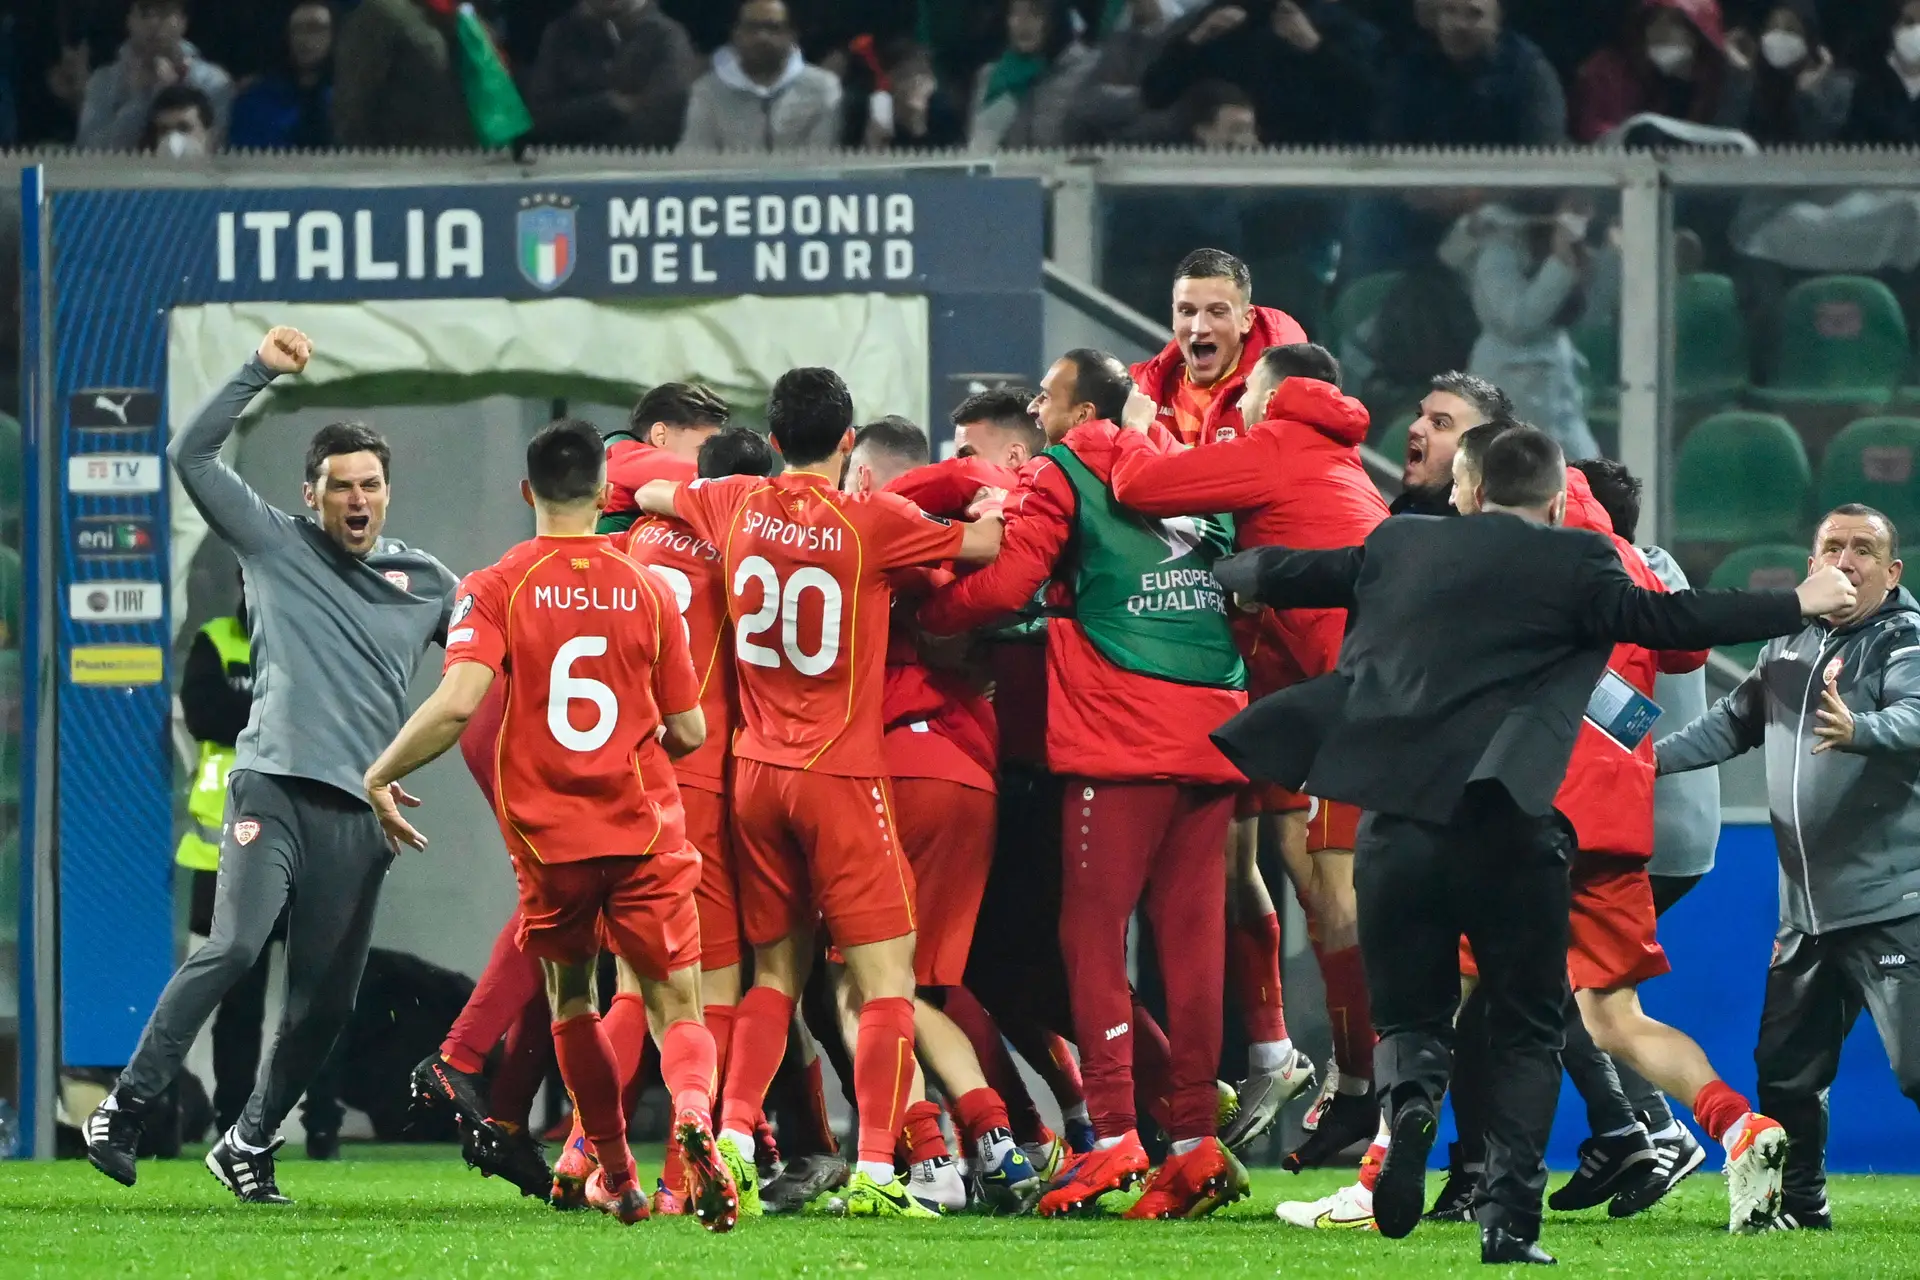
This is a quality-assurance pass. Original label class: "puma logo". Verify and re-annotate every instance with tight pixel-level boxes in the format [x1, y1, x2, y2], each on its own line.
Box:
[93, 394, 132, 424]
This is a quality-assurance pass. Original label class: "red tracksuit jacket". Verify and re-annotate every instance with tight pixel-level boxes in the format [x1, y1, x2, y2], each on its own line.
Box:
[1129, 305, 1310, 446]
[1107, 377, 1390, 697]
[919, 424, 1246, 785]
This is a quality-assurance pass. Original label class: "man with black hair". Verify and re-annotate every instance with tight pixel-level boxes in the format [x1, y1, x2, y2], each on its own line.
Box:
[1393, 371, 1513, 516]
[364, 417, 737, 1232]
[1213, 425, 1848, 1260]
[601, 381, 733, 533]
[1106, 341, 1386, 1162]
[1129, 249, 1309, 448]
[923, 348, 1253, 1220]
[845, 415, 931, 496]
[635, 366, 1003, 1217]
[88, 328, 458, 1203]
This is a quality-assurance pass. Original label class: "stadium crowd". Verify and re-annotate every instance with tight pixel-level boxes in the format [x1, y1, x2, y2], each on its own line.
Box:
[11, 0, 1920, 153]
[76, 242, 1920, 1267]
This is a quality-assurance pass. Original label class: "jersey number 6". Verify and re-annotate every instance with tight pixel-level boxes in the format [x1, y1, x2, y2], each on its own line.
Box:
[733, 554, 842, 676]
[549, 635, 617, 752]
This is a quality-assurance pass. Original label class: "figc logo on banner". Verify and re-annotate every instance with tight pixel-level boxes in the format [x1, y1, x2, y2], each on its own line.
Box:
[517, 194, 576, 292]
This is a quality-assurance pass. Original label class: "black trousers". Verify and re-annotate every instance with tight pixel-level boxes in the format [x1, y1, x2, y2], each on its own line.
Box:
[1356, 787, 1573, 1238]
[124, 772, 389, 1145]
[1756, 912, 1920, 1213]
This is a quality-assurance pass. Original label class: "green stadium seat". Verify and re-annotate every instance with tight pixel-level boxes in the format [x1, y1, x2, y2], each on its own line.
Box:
[1674, 411, 1811, 545]
[1330, 271, 1404, 352]
[1674, 272, 1749, 406]
[1816, 416, 1920, 534]
[1708, 543, 1810, 668]
[1751, 275, 1910, 408]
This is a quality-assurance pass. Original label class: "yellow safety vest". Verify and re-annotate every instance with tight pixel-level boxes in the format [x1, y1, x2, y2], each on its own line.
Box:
[174, 616, 251, 871]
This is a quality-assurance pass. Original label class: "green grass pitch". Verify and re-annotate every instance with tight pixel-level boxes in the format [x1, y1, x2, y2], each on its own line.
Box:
[3, 1145, 1914, 1277]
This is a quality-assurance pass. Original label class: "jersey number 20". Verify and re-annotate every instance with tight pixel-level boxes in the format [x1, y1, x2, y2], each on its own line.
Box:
[733, 554, 842, 676]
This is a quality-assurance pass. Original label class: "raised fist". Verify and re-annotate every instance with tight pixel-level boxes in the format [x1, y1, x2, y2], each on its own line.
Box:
[257, 326, 312, 375]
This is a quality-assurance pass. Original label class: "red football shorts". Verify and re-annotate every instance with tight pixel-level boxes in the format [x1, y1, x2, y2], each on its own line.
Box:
[1566, 850, 1669, 991]
[1304, 797, 1361, 853]
[893, 777, 996, 988]
[1235, 782, 1313, 821]
[732, 759, 916, 950]
[512, 847, 701, 976]
[1458, 850, 1668, 989]
[683, 782, 741, 971]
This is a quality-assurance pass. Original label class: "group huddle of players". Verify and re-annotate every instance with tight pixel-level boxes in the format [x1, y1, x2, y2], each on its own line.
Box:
[382, 245, 1721, 1237]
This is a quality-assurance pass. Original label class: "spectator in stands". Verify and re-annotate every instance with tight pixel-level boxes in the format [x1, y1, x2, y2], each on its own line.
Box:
[1141, 0, 1382, 145]
[1442, 193, 1603, 460]
[1841, 0, 1920, 145]
[333, 0, 475, 148]
[1065, 0, 1186, 143]
[1184, 79, 1259, 147]
[78, 0, 232, 151]
[1736, 0, 1852, 143]
[526, 0, 698, 148]
[969, 0, 1098, 151]
[854, 39, 967, 149]
[1376, 0, 1566, 144]
[679, 0, 842, 151]
[1572, 0, 1753, 142]
[228, 1, 335, 150]
[141, 82, 214, 157]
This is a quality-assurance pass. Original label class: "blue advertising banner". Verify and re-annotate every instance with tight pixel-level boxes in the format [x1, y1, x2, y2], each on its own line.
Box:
[37, 171, 1044, 1068]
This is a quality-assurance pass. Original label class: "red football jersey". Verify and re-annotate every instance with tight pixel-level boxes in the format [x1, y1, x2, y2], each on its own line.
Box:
[672, 470, 965, 776]
[446, 534, 701, 863]
[620, 513, 734, 792]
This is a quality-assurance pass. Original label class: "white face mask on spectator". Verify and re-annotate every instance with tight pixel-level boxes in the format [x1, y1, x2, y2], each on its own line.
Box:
[1897, 24, 1920, 67]
[162, 130, 206, 159]
[1760, 30, 1808, 70]
[1647, 40, 1694, 76]
[1557, 212, 1591, 241]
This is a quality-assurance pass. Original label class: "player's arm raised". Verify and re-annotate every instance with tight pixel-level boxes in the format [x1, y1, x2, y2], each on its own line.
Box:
[167, 327, 313, 557]
[363, 661, 496, 853]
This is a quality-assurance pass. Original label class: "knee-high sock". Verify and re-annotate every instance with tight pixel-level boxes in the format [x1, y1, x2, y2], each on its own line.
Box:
[1692, 1079, 1754, 1143]
[705, 1003, 737, 1084]
[488, 993, 554, 1128]
[441, 914, 543, 1075]
[552, 1013, 634, 1190]
[944, 987, 1045, 1144]
[952, 1087, 1012, 1153]
[854, 995, 918, 1166]
[1313, 938, 1375, 1083]
[719, 986, 794, 1138]
[660, 1017, 718, 1118]
[902, 1098, 950, 1164]
[1227, 911, 1289, 1044]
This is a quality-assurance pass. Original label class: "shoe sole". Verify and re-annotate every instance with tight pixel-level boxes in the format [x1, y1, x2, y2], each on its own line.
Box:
[1731, 1128, 1791, 1234]
[409, 1063, 490, 1134]
[86, 1147, 137, 1188]
[676, 1121, 740, 1234]
[1373, 1107, 1437, 1240]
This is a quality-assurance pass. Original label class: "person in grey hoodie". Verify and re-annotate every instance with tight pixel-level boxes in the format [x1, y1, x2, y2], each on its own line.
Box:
[1658, 502, 1920, 1231]
[678, 0, 841, 152]
[77, 0, 233, 151]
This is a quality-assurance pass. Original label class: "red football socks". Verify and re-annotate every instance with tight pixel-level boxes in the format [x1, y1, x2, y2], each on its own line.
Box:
[1691, 1079, 1752, 1143]
[440, 914, 543, 1075]
[902, 1099, 950, 1164]
[1314, 941, 1375, 1083]
[1358, 1135, 1388, 1191]
[704, 1003, 736, 1083]
[952, 1087, 1012, 1151]
[1228, 911, 1289, 1044]
[943, 989, 1046, 1144]
[552, 1012, 634, 1191]
[660, 1017, 719, 1119]
[719, 986, 794, 1136]
[488, 994, 554, 1128]
[854, 996, 918, 1166]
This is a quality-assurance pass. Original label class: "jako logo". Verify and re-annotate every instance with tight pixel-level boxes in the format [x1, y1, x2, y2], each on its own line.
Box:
[1104, 1022, 1129, 1041]
[1880, 954, 1909, 967]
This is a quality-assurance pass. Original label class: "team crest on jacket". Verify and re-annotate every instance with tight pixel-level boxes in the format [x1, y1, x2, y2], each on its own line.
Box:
[1824, 655, 1843, 685]
[1214, 426, 1237, 443]
[233, 820, 260, 846]
[383, 570, 411, 591]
